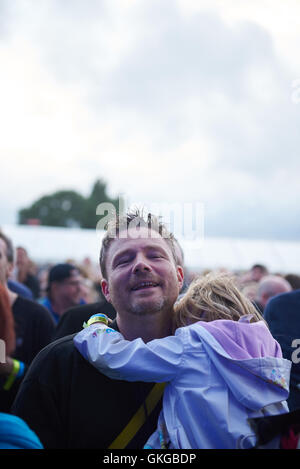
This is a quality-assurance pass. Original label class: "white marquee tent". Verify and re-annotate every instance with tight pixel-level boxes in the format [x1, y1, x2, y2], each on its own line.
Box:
[2, 224, 300, 274]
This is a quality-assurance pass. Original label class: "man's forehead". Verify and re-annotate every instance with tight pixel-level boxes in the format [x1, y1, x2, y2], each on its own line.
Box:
[107, 227, 172, 257]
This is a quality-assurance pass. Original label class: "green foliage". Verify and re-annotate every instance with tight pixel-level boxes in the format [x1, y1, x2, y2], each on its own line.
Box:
[81, 179, 119, 229]
[18, 179, 121, 229]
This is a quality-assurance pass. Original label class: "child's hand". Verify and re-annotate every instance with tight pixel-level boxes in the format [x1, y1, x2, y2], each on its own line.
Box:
[83, 314, 111, 328]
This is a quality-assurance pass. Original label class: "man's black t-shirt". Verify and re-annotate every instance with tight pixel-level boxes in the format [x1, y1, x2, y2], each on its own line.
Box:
[12, 296, 55, 365]
[12, 320, 162, 449]
[24, 273, 40, 299]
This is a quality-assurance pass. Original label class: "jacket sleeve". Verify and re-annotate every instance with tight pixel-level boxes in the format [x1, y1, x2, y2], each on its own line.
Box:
[74, 324, 186, 382]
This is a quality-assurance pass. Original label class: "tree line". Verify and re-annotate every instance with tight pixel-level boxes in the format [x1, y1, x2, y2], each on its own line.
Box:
[18, 179, 121, 229]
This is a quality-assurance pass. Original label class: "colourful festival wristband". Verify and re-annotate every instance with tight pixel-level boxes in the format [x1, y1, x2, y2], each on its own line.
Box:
[16, 361, 25, 379]
[85, 314, 109, 327]
[3, 359, 21, 391]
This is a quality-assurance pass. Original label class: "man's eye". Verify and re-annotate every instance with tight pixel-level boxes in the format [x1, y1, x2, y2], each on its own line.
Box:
[117, 259, 130, 265]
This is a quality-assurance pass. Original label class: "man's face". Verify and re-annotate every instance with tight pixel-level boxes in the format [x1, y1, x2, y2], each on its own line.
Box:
[251, 267, 265, 282]
[101, 227, 184, 318]
[16, 248, 28, 267]
[0, 239, 12, 285]
[52, 270, 82, 306]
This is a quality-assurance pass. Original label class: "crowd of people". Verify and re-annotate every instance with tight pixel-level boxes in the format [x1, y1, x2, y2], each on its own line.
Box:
[0, 212, 299, 449]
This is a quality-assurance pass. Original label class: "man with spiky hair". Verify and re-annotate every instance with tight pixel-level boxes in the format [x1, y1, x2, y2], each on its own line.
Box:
[12, 210, 184, 448]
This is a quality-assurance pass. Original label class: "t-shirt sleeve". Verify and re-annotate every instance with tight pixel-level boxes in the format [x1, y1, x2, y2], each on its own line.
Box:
[74, 324, 186, 383]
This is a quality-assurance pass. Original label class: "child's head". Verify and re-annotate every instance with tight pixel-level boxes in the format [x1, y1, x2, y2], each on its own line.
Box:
[174, 272, 264, 328]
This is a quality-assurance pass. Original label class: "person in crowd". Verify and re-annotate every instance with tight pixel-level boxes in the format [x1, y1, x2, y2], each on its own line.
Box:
[12, 211, 184, 448]
[16, 247, 40, 299]
[241, 281, 259, 303]
[284, 274, 300, 291]
[0, 284, 15, 363]
[37, 267, 50, 299]
[0, 232, 55, 412]
[75, 272, 291, 449]
[255, 275, 292, 312]
[250, 264, 269, 282]
[7, 279, 33, 300]
[39, 263, 85, 324]
[264, 290, 300, 411]
[240, 281, 263, 314]
[0, 412, 43, 449]
[76, 262, 103, 304]
[80, 256, 99, 284]
[239, 264, 269, 287]
[52, 269, 116, 341]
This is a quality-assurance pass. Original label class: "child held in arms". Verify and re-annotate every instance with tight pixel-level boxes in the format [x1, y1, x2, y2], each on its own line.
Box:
[74, 272, 291, 449]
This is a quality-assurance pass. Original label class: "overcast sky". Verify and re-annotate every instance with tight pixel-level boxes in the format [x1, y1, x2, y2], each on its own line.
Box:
[1, 0, 300, 241]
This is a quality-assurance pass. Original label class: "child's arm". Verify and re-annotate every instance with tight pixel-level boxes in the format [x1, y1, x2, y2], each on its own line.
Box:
[74, 322, 186, 383]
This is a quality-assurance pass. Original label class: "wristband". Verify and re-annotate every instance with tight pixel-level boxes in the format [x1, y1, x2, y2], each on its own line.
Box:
[16, 361, 25, 379]
[3, 359, 20, 391]
[86, 313, 109, 327]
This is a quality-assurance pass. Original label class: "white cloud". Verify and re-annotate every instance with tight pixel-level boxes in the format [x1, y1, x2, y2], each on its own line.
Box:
[0, 0, 300, 241]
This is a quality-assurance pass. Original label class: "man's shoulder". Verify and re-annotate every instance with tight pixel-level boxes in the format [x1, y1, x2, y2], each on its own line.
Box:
[267, 290, 300, 309]
[63, 301, 116, 318]
[14, 295, 47, 310]
[13, 295, 54, 317]
[22, 334, 81, 383]
[35, 333, 77, 359]
[13, 295, 55, 325]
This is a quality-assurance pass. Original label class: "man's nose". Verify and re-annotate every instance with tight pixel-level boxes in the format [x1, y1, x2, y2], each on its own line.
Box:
[132, 254, 152, 274]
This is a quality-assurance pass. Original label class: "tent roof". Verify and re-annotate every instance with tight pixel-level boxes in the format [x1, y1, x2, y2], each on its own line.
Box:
[2, 224, 299, 274]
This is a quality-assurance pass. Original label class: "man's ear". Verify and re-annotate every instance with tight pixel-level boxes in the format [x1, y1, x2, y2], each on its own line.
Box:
[101, 278, 111, 303]
[176, 266, 184, 291]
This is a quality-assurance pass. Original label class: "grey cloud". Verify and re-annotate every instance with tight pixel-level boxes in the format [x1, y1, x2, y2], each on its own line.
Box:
[205, 198, 300, 241]
[51, 0, 106, 21]
[207, 97, 300, 178]
[3, 0, 299, 241]
[23, 0, 278, 113]
[93, 4, 300, 181]
[9, 0, 109, 84]
[99, 8, 275, 109]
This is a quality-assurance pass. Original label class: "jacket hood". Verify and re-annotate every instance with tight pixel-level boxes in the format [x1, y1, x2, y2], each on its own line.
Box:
[193, 318, 291, 410]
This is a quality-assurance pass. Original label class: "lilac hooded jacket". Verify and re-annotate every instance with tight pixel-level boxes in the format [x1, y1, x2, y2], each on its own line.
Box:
[74, 317, 291, 449]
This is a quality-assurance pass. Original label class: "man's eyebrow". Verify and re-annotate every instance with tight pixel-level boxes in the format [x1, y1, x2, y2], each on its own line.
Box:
[112, 249, 135, 264]
[145, 245, 168, 254]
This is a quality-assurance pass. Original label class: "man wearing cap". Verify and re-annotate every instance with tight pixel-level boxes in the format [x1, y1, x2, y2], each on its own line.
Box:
[40, 263, 84, 324]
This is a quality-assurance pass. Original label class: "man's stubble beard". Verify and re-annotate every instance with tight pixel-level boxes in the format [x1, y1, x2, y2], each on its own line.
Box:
[130, 296, 167, 316]
[112, 291, 173, 317]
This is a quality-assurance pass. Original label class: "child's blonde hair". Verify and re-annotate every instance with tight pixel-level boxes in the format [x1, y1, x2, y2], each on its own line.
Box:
[174, 272, 264, 328]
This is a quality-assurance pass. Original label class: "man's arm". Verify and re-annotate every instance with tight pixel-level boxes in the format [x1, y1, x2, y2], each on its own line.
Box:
[74, 324, 187, 383]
